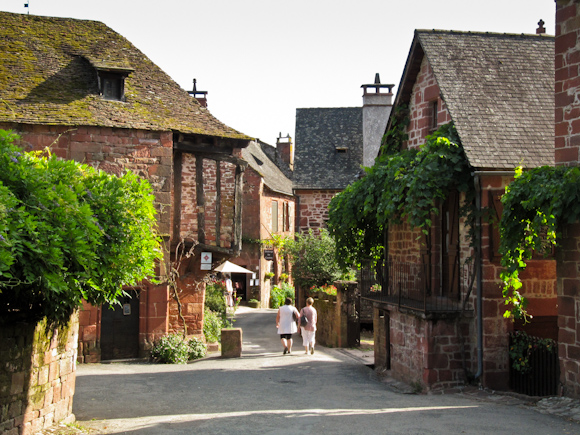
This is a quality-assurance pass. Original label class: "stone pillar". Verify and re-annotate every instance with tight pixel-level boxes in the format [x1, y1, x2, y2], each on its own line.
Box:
[556, 222, 580, 398]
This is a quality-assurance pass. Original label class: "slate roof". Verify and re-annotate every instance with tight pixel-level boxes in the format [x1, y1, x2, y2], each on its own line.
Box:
[293, 107, 363, 189]
[394, 30, 554, 169]
[0, 12, 250, 140]
[242, 140, 293, 196]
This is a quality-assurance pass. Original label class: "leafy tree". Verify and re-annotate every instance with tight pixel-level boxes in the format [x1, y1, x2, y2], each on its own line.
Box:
[285, 229, 342, 289]
[0, 130, 162, 324]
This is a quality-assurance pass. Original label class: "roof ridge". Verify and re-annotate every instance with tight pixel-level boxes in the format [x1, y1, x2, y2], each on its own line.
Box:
[415, 28, 554, 39]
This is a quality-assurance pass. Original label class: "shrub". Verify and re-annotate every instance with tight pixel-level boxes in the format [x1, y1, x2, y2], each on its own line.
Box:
[203, 307, 224, 343]
[270, 282, 295, 309]
[205, 282, 227, 314]
[150, 333, 208, 363]
[188, 337, 207, 360]
[150, 334, 189, 364]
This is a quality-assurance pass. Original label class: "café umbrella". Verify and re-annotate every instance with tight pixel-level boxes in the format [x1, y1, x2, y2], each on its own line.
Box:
[213, 261, 254, 274]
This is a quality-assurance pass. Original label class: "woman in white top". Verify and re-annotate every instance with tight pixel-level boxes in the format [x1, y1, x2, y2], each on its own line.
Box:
[276, 297, 300, 354]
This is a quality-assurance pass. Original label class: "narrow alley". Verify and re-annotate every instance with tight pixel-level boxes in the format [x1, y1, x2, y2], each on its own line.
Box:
[71, 307, 578, 434]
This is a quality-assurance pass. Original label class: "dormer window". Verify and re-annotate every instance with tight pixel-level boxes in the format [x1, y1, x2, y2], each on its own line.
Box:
[92, 62, 134, 102]
[336, 147, 349, 154]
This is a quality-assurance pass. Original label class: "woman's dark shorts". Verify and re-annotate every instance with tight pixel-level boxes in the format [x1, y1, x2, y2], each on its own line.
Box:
[280, 334, 292, 339]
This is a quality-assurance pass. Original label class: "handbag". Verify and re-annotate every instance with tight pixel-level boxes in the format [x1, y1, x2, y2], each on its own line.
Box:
[300, 314, 309, 327]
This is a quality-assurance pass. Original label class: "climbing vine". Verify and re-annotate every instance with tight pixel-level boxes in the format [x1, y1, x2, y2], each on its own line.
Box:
[499, 165, 580, 320]
[328, 122, 475, 269]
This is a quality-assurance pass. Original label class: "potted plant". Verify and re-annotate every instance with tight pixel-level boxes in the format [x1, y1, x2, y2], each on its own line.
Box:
[247, 298, 260, 308]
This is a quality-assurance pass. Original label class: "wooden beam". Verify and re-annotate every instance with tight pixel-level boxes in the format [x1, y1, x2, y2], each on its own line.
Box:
[215, 160, 221, 248]
[196, 156, 205, 244]
[172, 151, 183, 242]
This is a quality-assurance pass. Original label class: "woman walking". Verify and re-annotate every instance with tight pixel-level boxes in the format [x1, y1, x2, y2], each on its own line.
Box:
[299, 297, 317, 355]
[276, 297, 300, 354]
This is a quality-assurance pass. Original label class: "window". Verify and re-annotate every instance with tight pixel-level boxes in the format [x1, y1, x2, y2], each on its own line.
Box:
[282, 202, 290, 231]
[93, 63, 134, 102]
[272, 201, 278, 233]
[431, 100, 438, 130]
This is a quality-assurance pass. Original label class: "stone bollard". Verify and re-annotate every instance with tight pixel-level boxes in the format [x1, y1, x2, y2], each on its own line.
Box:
[221, 328, 242, 357]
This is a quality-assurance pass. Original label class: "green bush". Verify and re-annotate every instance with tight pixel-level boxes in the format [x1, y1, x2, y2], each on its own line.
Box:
[150, 334, 189, 364]
[270, 282, 295, 309]
[0, 130, 162, 324]
[203, 307, 224, 343]
[150, 333, 207, 363]
[205, 282, 227, 314]
[188, 337, 207, 360]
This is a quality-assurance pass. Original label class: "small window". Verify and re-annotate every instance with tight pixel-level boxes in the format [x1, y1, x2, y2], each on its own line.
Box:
[272, 200, 278, 233]
[101, 75, 123, 100]
[431, 100, 438, 130]
[336, 147, 349, 154]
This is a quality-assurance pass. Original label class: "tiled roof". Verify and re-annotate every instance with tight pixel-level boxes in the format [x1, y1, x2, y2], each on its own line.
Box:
[396, 30, 554, 169]
[242, 140, 293, 196]
[293, 107, 363, 189]
[0, 12, 250, 140]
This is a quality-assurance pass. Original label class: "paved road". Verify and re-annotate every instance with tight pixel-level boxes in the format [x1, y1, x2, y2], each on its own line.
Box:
[73, 307, 578, 434]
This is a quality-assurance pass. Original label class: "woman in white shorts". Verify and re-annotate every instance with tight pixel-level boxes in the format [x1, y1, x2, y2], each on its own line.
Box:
[299, 297, 317, 355]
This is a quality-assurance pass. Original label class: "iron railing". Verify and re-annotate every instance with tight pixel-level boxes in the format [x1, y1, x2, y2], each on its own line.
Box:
[359, 261, 473, 314]
[509, 334, 559, 396]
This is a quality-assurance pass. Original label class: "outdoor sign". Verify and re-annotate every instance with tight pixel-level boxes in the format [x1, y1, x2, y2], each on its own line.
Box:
[201, 252, 212, 270]
[264, 249, 274, 261]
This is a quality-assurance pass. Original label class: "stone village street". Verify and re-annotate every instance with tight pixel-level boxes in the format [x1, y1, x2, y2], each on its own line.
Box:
[69, 307, 580, 435]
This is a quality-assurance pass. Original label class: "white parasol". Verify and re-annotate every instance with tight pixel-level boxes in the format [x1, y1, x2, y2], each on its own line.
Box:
[213, 261, 254, 274]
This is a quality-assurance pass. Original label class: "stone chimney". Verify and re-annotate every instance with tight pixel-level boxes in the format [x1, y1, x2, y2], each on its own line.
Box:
[536, 19, 546, 35]
[276, 133, 294, 170]
[361, 73, 394, 167]
[188, 78, 208, 107]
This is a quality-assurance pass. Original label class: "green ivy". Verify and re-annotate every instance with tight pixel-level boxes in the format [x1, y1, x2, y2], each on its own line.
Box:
[499, 165, 580, 320]
[328, 122, 475, 269]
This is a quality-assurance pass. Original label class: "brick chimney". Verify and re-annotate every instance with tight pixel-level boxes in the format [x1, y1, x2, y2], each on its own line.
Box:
[188, 78, 208, 107]
[276, 133, 294, 170]
[536, 19, 546, 35]
[361, 73, 394, 167]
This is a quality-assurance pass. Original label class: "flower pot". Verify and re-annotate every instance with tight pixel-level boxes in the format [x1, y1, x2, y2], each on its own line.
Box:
[247, 300, 260, 308]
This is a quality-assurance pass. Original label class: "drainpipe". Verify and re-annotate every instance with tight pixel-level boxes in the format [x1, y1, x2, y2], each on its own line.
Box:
[473, 170, 515, 382]
[474, 173, 483, 381]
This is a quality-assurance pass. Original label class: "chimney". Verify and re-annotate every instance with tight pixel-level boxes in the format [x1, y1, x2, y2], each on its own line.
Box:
[276, 133, 294, 170]
[188, 78, 208, 107]
[536, 19, 546, 35]
[361, 73, 394, 167]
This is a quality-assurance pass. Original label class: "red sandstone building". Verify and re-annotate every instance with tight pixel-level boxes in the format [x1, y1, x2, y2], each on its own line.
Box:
[234, 138, 295, 306]
[365, 29, 555, 391]
[0, 12, 251, 362]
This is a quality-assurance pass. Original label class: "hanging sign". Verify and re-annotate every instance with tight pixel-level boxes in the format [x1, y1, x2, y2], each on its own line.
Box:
[264, 249, 274, 261]
[201, 252, 212, 270]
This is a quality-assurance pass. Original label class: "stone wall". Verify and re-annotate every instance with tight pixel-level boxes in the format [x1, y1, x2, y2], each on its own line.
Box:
[295, 189, 339, 234]
[555, 0, 580, 165]
[556, 222, 580, 398]
[405, 57, 452, 150]
[0, 315, 78, 435]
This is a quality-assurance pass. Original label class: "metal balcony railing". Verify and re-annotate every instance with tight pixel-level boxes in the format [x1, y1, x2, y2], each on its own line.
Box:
[359, 261, 473, 315]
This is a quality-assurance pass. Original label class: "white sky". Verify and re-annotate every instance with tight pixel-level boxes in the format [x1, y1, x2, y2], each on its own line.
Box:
[1, 0, 555, 145]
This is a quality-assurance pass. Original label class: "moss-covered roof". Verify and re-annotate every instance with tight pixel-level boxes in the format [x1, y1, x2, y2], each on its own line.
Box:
[0, 12, 250, 140]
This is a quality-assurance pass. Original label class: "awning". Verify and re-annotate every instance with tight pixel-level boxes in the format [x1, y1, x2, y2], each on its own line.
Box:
[213, 261, 254, 274]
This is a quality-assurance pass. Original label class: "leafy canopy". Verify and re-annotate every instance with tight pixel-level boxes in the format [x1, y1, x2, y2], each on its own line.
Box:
[499, 165, 580, 320]
[327, 122, 474, 269]
[0, 130, 162, 324]
[284, 229, 343, 289]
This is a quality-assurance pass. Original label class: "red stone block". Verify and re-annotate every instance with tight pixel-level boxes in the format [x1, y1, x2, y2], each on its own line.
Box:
[82, 325, 96, 342]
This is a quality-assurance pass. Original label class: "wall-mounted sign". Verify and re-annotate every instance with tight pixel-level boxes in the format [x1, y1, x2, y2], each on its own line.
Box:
[201, 252, 212, 270]
[264, 249, 274, 261]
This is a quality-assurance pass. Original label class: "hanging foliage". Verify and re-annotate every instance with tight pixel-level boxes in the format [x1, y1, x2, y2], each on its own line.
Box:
[499, 165, 580, 320]
[328, 122, 475, 269]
